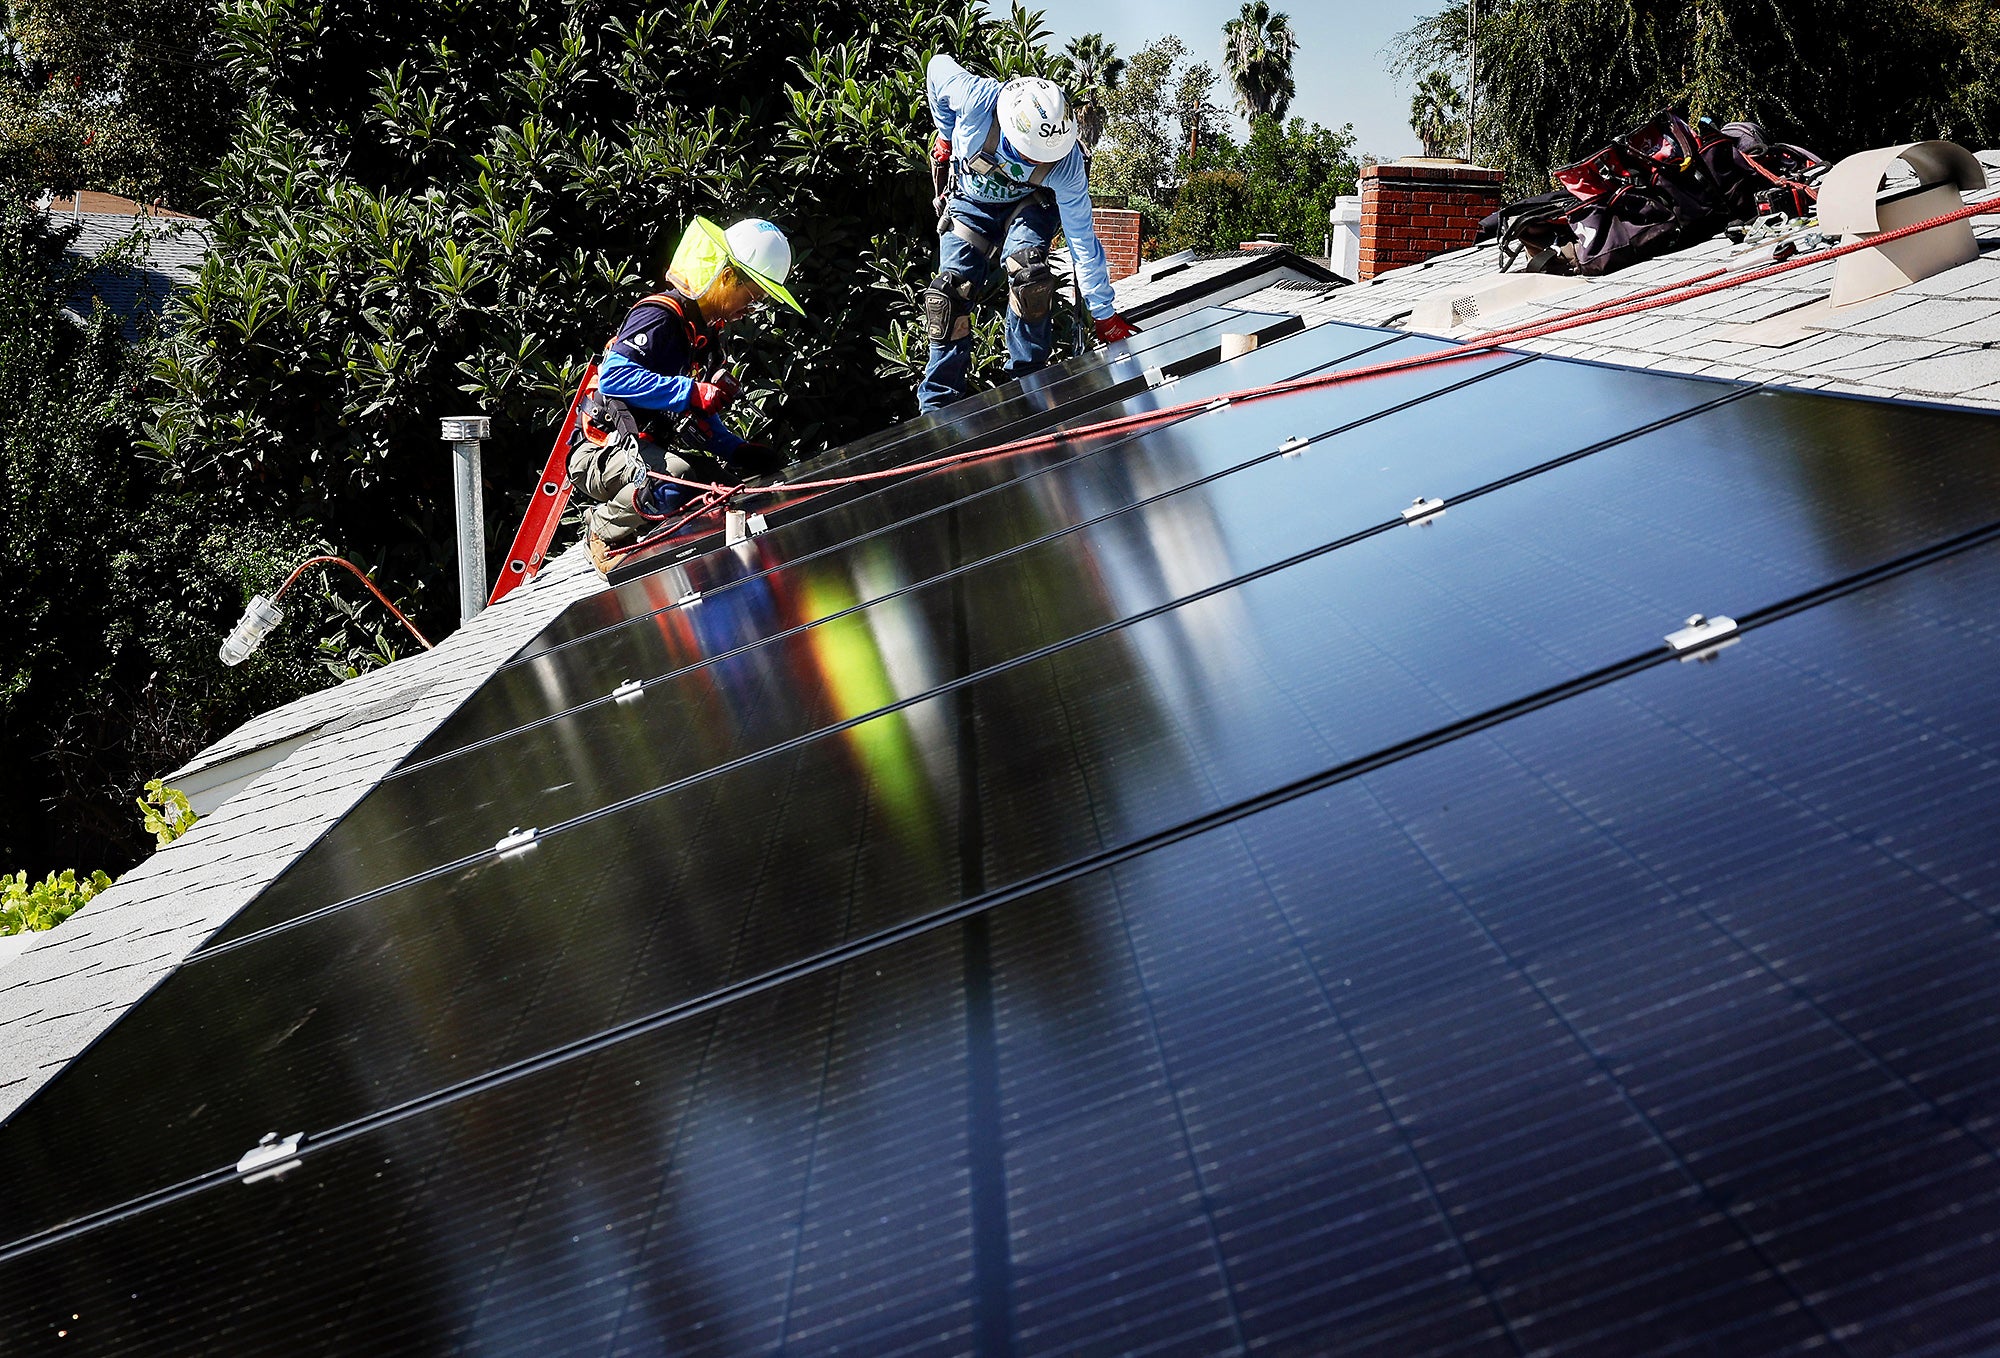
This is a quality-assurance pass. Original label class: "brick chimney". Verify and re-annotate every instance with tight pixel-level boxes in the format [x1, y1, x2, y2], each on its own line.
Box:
[1092, 206, 1142, 282]
[1358, 161, 1505, 281]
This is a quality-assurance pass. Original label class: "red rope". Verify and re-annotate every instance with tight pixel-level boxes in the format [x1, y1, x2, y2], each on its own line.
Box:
[609, 196, 1994, 553]
[271, 555, 435, 650]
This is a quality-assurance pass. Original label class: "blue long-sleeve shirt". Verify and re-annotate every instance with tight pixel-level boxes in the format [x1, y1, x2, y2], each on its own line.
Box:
[599, 297, 744, 456]
[926, 54, 1117, 319]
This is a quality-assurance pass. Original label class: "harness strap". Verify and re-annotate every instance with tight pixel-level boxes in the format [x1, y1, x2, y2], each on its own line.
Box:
[962, 120, 1054, 188]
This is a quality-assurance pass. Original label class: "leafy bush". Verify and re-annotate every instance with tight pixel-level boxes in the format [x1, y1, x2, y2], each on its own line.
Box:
[0, 196, 334, 877]
[1164, 171, 1250, 253]
[1, 869, 114, 936]
[137, 780, 199, 848]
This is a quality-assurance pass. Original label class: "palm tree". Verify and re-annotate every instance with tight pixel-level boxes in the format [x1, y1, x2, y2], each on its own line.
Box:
[1065, 33, 1126, 158]
[1409, 69, 1464, 158]
[1221, 2, 1298, 122]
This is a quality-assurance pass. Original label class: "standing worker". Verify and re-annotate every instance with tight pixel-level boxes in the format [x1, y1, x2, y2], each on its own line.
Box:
[570, 215, 803, 574]
[920, 54, 1141, 412]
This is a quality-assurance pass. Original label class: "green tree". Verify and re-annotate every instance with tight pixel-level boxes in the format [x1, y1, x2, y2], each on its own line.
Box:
[0, 194, 344, 877]
[1094, 35, 1191, 214]
[1409, 69, 1465, 158]
[0, 0, 235, 205]
[1063, 33, 1125, 161]
[1220, 2, 1298, 122]
[1163, 170, 1249, 253]
[1237, 114, 1359, 248]
[1163, 114, 1358, 253]
[1393, 0, 2000, 192]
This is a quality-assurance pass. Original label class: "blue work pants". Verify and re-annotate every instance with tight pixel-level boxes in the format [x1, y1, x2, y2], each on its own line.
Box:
[918, 194, 1060, 412]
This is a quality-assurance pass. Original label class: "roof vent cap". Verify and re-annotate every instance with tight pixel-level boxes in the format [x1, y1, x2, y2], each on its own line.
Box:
[1819, 141, 1988, 307]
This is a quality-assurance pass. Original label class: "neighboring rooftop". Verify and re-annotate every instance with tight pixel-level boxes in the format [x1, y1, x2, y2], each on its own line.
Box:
[1140, 149, 2000, 411]
[43, 191, 212, 335]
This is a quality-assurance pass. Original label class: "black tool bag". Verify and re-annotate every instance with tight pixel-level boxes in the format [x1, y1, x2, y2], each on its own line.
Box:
[1550, 109, 1764, 275]
[1486, 188, 1582, 273]
[1715, 121, 1829, 220]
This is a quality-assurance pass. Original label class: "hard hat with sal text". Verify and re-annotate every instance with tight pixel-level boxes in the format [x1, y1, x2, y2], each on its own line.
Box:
[997, 77, 1078, 164]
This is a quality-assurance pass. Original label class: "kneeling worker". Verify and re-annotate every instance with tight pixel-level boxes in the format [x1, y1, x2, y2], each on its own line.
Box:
[571, 215, 803, 573]
[920, 54, 1141, 411]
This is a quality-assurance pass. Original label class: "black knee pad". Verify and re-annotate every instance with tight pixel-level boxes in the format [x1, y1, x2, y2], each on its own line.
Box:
[923, 272, 974, 343]
[1005, 245, 1054, 321]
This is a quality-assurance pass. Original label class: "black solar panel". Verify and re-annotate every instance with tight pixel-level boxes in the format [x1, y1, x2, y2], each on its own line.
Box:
[10, 367, 2000, 1256]
[251, 357, 1721, 913]
[9, 261, 2000, 1356]
[427, 324, 1463, 753]
[8, 528, 2000, 1354]
[594, 307, 1307, 589]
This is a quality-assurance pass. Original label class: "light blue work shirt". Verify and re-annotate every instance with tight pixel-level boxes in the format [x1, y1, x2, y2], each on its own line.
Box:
[926, 54, 1118, 319]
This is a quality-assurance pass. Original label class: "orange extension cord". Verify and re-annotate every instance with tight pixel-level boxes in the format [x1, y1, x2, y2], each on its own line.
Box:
[610, 196, 1993, 563]
[273, 555, 435, 650]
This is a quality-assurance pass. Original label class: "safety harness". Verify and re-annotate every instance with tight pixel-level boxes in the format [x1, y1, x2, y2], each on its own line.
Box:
[578, 286, 726, 448]
[943, 120, 1057, 260]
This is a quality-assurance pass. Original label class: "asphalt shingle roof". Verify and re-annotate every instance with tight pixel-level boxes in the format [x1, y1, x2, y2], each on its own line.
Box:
[1125, 168, 2000, 411]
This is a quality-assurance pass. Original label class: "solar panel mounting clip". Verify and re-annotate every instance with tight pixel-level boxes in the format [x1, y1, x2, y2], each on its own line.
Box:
[1664, 613, 1738, 659]
[1143, 366, 1175, 389]
[495, 826, 539, 854]
[1278, 436, 1309, 459]
[677, 591, 702, 607]
[612, 679, 644, 702]
[1204, 397, 1232, 411]
[236, 1132, 303, 1184]
[1401, 496, 1446, 526]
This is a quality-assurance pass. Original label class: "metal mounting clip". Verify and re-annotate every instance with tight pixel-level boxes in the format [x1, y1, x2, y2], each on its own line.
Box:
[1401, 496, 1446, 526]
[236, 1132, 303, 1184]
[612, 679, 644, 702]
[495, 826, 539, 854]
[1663, 613, 1739, 659]
[1278, 436, 1309, 459]
[1204, 397, 1232, 412]
[677, 591, 703, 608]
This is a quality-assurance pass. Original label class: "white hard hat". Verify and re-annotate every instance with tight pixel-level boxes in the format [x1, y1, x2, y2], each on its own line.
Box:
[997, 77, 1078, 165]
[722, 218, 802, 314]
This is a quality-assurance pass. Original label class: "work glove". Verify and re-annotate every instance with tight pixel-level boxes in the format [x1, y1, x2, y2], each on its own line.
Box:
[1093, 313, 1140, 344]
[930, 137, 952, 226]
[689, 377, 737, 414]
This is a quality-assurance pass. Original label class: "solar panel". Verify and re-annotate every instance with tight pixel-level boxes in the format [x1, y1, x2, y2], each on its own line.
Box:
[596, 309, 1307, 587]
[10, 376, 2000, 1258]
[8, 528, 2000, 1353]
[280, 358, 1726, 909]
[498, 321, 1414, 707]
[230, 338, 1514, 917]
[546, 309, 1337, 636]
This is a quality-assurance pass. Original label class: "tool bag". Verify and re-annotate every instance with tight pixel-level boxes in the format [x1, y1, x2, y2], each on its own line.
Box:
[1715, 121, 1828, 219]
[1484, 188, 1582, 272]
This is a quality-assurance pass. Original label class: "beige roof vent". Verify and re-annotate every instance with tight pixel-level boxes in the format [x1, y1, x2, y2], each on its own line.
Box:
[1819, 141, 1988, 307]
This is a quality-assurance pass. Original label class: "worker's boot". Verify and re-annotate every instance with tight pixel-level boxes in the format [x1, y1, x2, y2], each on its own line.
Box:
[588, 531, 616, 577]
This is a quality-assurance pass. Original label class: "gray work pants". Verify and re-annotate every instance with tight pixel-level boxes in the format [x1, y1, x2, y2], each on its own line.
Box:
[568, 432, 726, 547]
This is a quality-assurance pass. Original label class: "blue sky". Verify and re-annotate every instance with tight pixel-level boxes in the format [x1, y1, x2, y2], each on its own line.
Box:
[1038, 0, 1445, 162]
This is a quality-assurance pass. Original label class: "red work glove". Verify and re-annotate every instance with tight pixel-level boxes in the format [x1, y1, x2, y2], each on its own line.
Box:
[930, 135, 952, 164]
[689, 379, 736, 414]
[1093, 313, 1140, 344]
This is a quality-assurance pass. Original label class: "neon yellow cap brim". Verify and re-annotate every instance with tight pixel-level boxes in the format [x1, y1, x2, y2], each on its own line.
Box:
[739, 264, 804, 316]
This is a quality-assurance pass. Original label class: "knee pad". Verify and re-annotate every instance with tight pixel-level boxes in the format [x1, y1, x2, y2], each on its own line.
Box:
[923, 272, 974, 344]
[1005, 245, 1054, 321]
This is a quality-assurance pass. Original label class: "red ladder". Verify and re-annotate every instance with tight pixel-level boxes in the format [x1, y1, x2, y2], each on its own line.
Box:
[488, 364, 595, 606]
